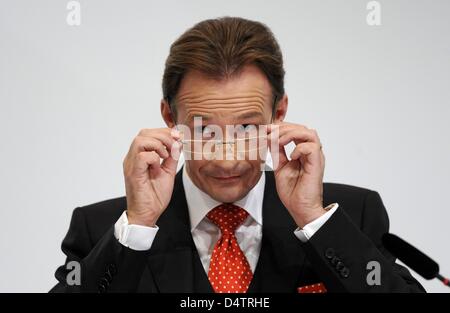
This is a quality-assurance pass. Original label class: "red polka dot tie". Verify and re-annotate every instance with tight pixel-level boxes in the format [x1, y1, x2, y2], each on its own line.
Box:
[206, 204, 253, 293]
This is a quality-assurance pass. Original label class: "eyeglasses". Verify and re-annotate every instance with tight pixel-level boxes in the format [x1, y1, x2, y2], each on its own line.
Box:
[167, 96, 277, 160]
[175, 123, 270, 160]
[179, 135, 269, 160]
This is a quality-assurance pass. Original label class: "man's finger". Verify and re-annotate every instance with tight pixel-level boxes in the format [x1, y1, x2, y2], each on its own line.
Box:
[268, 129, 289, 170]
[132, 137, 170, 159]
[278, 129, 319, 146]
[290, 142, 323, 169]
[136, 128, 179, 151]
[133, 151, 161, 173]
[161, 141, 182, 174]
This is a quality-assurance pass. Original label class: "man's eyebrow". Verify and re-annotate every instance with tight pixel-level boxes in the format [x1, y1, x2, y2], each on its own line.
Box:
[237, 111, 265, 121]
[184, 114, 212, 124]
[183, 111, 265, 124]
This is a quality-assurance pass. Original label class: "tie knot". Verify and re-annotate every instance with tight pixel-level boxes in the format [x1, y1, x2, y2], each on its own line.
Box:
[206, 204, 248, 235]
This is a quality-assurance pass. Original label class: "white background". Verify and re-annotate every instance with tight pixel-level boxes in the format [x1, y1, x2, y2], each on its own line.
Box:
[0, 0, 449, 292]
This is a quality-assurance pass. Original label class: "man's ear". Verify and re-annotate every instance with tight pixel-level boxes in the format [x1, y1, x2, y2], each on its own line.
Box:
[161, 99, 176, 128]
[273, 94, 288, 123]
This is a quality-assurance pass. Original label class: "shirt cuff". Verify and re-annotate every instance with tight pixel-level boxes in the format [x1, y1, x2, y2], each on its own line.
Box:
[113, 211, 159, 251]
[294, 203, 339, 243]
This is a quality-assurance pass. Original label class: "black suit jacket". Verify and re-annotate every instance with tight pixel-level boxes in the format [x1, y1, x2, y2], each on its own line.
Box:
[51, 170, 425, 293]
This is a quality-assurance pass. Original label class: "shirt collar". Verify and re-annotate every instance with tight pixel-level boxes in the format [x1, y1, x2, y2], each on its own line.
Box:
[182, 166, 265, 231]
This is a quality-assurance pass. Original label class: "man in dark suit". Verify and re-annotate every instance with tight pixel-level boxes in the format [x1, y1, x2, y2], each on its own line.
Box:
[51, 17, 424, 293]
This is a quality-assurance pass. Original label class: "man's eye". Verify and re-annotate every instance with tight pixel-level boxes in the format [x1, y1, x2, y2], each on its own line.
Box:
[195, 125, 215, 137]
[244, 124, 257, 132]
[236, 124, 257, 132]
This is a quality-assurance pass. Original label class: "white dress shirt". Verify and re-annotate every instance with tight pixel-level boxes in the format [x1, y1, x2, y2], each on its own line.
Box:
[183, 166, 265, 273]
[114, 167, 339, 275]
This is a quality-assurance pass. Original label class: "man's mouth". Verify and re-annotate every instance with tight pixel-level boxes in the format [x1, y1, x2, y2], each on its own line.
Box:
[211, 175, 241, 182]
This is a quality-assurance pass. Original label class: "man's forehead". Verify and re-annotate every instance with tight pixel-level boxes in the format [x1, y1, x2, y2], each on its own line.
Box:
[180, 97, 270, 122]
[177, 65, 273, 101]
[173, 66, 275, 123]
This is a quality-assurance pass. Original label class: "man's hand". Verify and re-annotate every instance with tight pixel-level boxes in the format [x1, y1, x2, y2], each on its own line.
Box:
[123, 128, 182, 227]
[268, 122, 326, 228]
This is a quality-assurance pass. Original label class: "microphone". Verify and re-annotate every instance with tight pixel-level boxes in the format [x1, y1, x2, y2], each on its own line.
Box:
[382, 233, 449, 287]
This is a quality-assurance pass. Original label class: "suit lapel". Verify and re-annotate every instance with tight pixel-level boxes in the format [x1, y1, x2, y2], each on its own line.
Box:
[146, 169, 213, 293]
[248, 171, 306, 292]
[146, 169, 308, 293]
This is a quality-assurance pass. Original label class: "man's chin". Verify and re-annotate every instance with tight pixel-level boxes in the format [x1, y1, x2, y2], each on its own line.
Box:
[206, 184, 247, 204]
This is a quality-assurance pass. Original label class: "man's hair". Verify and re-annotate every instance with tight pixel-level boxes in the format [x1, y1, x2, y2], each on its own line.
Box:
[162, 17, 285, 116]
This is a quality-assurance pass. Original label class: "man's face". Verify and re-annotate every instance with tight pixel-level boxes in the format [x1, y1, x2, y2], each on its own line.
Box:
[171, 65, 275, 203]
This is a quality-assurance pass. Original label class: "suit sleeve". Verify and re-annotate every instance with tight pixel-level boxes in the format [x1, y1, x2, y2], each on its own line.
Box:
[50, 207, 151, 293]
[301, 190, 426, 292]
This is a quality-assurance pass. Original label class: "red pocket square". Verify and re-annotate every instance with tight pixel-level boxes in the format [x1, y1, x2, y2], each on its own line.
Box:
[297, 282, 327, 293]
